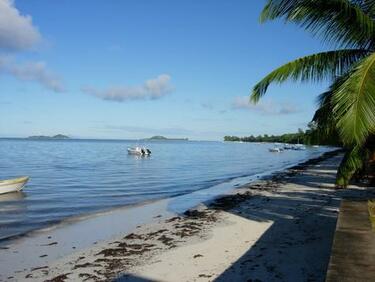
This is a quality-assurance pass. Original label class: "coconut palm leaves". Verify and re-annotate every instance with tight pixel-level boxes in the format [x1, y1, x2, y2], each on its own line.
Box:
[336, 145, 366, 187]
[333, 52, 375, 145]
[261, 0, 375, 48]
[251, 49, 368, 102]
[252, 0, 375, 187]
[311, 90, 339, 144]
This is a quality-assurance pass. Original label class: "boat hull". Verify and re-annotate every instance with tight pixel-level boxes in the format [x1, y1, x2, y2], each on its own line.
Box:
[127, 147, 151, 155]
[269, 148, 282, 153]
[0, 177, 29, 195]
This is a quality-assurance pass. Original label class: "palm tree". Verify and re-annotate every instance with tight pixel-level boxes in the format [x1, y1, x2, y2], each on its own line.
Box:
[251, 0, 375, 187]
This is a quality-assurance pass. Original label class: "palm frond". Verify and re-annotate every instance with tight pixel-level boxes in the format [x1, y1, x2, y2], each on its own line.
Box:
[313, 91, 336, 133]
[332, 51, 375, 145]
[336, 145, 365, 187]
[311, 86, 343, 145]
[251, 49, 367, 102]
[313, 74, 349, 125]
[261, 0, 375, 49]
[353, 0, 375, 18]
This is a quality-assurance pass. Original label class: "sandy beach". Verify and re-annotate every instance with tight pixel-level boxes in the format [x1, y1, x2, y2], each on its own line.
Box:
[3, 151, 374, 282]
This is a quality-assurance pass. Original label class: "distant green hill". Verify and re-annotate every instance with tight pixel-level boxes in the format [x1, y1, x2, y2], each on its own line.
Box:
[28, 134, 70, 140]
[145, 135, 188, 141]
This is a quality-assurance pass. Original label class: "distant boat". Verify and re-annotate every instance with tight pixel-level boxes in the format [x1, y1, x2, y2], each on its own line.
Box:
[283, 144, 293, 150]
[292, 144, 306, 150]
[0, 176, 29, 195]
[127, 146, 151, 155]
[269, 147, 283, 153]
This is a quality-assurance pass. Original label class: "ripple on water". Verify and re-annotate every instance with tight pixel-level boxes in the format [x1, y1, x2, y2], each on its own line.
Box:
[0, 139, 332, 239]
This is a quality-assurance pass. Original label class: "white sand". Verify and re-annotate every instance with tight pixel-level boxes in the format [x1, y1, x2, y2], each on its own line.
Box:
[123, 212, 273, 282]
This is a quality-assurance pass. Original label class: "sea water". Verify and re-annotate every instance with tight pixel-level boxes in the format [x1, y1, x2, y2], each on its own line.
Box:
[0, 139, 332, 240]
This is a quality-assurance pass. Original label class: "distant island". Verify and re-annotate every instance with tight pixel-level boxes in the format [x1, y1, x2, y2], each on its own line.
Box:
[27, 134, 70, 140]
[144, 135, 189, 141]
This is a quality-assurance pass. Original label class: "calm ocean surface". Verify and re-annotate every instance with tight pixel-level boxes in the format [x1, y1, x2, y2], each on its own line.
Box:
[0, 139, 332, 240]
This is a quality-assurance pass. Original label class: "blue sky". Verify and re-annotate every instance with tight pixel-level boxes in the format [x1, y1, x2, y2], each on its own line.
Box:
[0, 0, 331, 140]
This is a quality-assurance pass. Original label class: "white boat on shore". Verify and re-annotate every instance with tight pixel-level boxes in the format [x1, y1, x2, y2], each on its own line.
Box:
[127, 146, 151, 156]
[0, 176, 29, 195]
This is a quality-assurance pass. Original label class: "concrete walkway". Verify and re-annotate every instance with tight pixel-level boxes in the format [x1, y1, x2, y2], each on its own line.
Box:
[326, 200, 375, 282]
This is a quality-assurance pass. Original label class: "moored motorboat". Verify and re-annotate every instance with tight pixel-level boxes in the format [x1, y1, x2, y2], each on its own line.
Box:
[292, 144, 306, 150]
[283, 144, 293, 150]
[269, 147, 283, 153]
[0, 176, 29, 195]
[127, 146, 151, 155]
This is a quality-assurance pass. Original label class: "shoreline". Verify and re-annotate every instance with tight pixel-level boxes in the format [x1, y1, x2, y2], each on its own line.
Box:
[0, 149, 355, 281]
[0, 149, 334, 244]
[0, 165, 293, 244]
[0, 197, 169, 243]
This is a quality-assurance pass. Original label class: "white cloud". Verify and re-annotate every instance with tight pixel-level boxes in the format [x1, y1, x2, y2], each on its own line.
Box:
[232, 96, 299, 115]
[0, 0, 41, 51]
[0, 2, 65, 92]
[0, 56, 65, 92]
[82, 74, 173, 102]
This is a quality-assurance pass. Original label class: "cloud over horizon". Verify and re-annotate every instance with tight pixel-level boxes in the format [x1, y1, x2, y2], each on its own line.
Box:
[232, 96, 299, 115]
[0, 0, 41, 51]
[0, 56, 65, 92]
[82, 74, 173, 102]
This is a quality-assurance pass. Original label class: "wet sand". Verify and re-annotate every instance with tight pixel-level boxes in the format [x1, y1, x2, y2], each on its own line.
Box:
[4, 150, 374, 281]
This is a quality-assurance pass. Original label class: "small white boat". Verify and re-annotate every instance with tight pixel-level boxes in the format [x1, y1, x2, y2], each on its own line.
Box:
[0, 176, 29, 195]
[269, 147, 282, 153]
[292, 144, 306, 150]
[283, 144, 293, 150]
[127, 146, 151, 155]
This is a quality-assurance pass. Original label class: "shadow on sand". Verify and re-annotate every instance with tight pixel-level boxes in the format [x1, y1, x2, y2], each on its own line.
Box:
[214, 156, 375, 282]
[116, 155, 375, 282]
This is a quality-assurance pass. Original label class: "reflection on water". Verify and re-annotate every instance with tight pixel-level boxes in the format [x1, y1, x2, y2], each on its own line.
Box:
[0, 191, 28, 239]
[0, 139, 332, 239]
[0, 191, 26, 203]
[127, 154, 152, 160]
